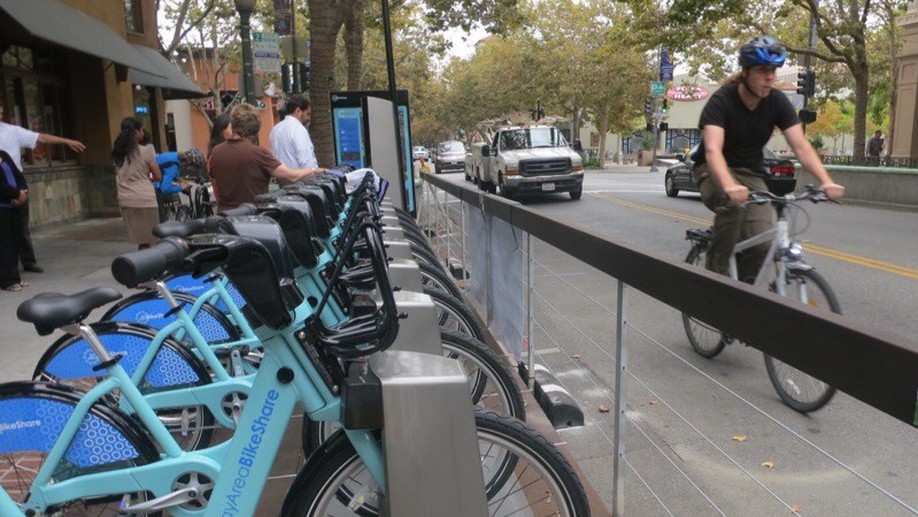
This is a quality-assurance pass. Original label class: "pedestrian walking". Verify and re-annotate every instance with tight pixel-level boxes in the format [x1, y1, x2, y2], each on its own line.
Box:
[270, 94, 320, 186]
[0, 101, 85, 274]
[867, 130, 885, 164]
[112, 117, 162, 250]
[209, 103, 322, 212]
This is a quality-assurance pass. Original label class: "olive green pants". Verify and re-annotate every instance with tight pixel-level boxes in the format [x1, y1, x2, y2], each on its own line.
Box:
[693, 164, 775, 280]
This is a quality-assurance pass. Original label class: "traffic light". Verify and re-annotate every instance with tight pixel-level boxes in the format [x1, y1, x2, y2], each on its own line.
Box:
[646, 122, 653, 132]
[796, 69, 815, 97]
[644, 98, 653, 116]
[798, 109, 817, 124]
[661, 99, 669, 114]
[659, 122, 669, 132]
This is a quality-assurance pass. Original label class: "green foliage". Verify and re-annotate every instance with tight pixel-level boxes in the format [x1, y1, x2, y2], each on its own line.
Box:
[808, 135, 825, 150]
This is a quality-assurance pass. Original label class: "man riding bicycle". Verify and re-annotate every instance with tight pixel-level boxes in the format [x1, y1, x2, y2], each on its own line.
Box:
[692, 35, 844, 279]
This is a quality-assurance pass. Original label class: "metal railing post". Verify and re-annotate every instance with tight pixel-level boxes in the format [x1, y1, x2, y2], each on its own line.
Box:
[461, 200, 468, 291]
[525, 231, 534, 389]
[611, 279, 628, 516]
[445, 189, 452, 268]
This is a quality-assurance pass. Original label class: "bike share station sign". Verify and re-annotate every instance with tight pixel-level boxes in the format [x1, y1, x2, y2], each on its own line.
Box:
[330, 90, 417, 215]
[252, 32, 282, 74]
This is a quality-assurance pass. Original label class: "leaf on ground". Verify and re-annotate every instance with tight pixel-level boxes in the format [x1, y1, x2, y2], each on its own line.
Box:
[598, 404, 610, 413]
[570, 354, 582, 359]
[791, 503, 803, 513]
[761, 460, 776, 469]
[731, 435, 747, 442]
[648, 399, 659, 405]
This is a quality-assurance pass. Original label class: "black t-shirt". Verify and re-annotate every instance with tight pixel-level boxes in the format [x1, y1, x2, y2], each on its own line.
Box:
[692, 82, 799, 172]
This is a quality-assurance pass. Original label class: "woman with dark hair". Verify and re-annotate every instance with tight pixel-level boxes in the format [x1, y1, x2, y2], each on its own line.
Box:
[208, 112, 233, 157]
[113, 117, 162, 250]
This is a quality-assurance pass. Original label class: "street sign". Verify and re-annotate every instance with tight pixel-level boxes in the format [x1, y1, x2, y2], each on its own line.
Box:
[650, 81, 665, 96]
[252, 32, 282, 73]
[660, 47, 675, 81]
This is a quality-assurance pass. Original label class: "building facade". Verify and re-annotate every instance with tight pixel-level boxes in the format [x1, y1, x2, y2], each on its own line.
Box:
[0, 0, 202, 228]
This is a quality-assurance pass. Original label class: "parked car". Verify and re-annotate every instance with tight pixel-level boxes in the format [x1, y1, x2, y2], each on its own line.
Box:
[664, 145, 797, 197]
[433, 141, 466, 174]
[412, 145, 430, 161]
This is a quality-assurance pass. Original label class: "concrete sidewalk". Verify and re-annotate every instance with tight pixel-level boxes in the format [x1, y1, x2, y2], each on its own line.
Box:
[1, 217, 135, 379]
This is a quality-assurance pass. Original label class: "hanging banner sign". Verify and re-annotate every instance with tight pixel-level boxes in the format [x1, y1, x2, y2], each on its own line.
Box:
[667, 85, 709, 102]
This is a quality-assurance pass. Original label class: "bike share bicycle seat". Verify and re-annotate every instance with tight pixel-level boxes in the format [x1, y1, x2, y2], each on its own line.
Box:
[17, 287, 124, 336]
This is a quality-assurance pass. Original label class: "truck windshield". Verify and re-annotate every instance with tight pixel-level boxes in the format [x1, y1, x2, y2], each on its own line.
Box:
[500, 128, 568, 150]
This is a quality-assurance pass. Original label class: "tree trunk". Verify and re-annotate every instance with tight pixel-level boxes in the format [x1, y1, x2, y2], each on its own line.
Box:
[343, 0, 366, 90]
[597, 113, 609, 167]
[852, 61, 870, 164]
[308, 0, 345, 167]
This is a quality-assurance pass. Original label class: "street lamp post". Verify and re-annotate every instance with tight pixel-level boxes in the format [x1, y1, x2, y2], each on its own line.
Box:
[234, 0, 257, 105]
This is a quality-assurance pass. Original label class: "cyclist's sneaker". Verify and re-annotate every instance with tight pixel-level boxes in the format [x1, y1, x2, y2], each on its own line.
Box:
[720, 333, 736, 346]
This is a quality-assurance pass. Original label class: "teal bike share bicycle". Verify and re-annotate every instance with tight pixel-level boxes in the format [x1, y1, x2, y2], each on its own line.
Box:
[1, 214, 591, 516]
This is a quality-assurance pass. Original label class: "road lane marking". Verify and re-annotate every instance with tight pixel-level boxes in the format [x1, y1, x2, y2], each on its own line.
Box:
[588, 191, 918, 281]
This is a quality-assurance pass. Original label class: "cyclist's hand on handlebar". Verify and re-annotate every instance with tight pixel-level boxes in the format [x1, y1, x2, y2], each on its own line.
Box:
[724, 184, 749, 205]
[820, 182, 845, 200]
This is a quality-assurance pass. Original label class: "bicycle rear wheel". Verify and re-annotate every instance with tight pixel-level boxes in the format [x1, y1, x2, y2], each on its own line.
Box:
[0, 382, 161, 516]
[764, 268, 839, 413]
[284, 411, 590, 517]
[681, 244, 727, 358]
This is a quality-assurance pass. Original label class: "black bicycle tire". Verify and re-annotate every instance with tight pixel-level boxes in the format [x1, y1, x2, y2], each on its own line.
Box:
[300, 329, 526, 453]
[682, 244, 727, 358]
[0, 381, 162, 516]
[423, 286, 487, 343]
[419, 260, 463, 300]
[284, 411, 590, 517]
[763, 268, 840, 413]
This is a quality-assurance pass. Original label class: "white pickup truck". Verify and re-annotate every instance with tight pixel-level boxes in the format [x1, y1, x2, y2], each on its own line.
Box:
[465, 124, 584, 200]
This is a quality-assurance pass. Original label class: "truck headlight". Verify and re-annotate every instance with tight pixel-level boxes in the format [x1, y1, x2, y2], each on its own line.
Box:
[572, 164, 584, 172]
[505, 166, 519, 175]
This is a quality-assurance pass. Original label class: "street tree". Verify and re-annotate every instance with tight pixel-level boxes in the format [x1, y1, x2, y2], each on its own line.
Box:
[624, 0, 904, 162]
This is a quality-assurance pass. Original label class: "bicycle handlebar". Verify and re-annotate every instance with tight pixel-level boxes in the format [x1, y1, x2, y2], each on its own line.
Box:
[111, 238, 189, 287]
[745, 184, 832, 206]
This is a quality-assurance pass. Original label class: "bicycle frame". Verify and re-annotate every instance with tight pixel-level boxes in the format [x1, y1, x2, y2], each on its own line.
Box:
[726, 204, 802, 296]
[7, 311, 386, 517]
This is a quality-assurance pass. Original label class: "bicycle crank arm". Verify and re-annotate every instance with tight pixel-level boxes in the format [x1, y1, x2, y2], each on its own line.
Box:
[122, 487, 197, 512]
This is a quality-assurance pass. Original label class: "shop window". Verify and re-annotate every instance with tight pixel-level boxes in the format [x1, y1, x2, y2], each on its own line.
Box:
[2, 45, 75, 167]
[125, 0, 144, 33]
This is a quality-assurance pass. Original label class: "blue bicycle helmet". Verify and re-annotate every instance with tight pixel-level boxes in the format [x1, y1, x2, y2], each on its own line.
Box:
[739, 36, 787, 67]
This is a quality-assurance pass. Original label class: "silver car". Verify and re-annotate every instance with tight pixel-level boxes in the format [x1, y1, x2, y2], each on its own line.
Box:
[434, 141, 466, 174]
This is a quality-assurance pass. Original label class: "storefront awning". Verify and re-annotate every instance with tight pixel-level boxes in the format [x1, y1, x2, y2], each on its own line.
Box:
[0, 0, 163, 77]
[130, 45, 207, 99]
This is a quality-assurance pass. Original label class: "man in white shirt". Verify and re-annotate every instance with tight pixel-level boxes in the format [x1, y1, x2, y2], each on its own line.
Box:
[0, 102, 86, 273]
[270, 95, 321, 186]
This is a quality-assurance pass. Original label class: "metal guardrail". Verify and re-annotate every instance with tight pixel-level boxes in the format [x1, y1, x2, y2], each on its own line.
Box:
[822, 155, 918, 169]
[419, 172, 918, 515]
[422, 172, 918, 426]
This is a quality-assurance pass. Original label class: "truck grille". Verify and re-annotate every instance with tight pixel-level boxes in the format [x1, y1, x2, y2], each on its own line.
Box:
[520, 158, 571, 176]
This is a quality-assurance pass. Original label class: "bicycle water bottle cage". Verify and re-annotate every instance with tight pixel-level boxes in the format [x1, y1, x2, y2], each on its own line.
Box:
[186, 234, 295, 330]
[248, 202, 320, 268]
[17, 287, 123, 336]
[152, 218, 206, 239]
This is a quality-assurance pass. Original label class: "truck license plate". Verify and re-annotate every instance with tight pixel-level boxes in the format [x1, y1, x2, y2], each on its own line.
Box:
[541, 183, 556, 192]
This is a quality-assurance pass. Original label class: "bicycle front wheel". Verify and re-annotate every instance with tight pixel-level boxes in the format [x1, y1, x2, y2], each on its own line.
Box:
[681, 244, 727, 358]
[285, 411, 591, 517]
[764, 268, 840, 413]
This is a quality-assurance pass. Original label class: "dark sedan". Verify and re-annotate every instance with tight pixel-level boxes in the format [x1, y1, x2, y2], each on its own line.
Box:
[664, 145, 797, 197]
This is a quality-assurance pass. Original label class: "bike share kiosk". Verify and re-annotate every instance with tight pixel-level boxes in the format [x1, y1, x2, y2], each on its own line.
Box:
[330, 89, 417, 216]
[330, 91, 487, 516]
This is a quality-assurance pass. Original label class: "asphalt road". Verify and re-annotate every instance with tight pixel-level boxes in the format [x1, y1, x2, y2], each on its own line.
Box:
[432, 167, 918, 517]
